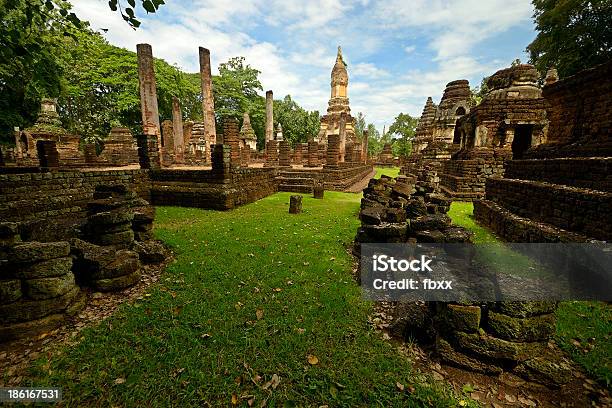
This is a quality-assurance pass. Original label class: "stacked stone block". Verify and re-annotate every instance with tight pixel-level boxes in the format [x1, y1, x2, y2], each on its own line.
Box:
[0, 224, 84, 341]
[318, 144, 326, 165]
[289, 195, 302, 214]
[278, 141, 291, 167]
[212, 144, 231, 177]
[326, 135, 340, 167]
[264, 140, 279, 167]
[136, 134, 161, 170]
[307, 142, 319, 167]
[223, 119, 241, 168]
[354, 175, 571, 386]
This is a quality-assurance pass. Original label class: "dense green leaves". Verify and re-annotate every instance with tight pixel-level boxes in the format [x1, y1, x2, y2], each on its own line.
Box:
[388, 112, 416, 158]
[527, 0, 612, 77]
[273, 96, 321, 147]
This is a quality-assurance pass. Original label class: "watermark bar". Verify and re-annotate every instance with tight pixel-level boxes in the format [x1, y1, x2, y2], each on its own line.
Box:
[0, 388, 62, 403]
[360, 243, 612, 302]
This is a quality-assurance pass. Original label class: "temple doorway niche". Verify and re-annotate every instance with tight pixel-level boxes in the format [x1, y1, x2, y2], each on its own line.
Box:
[455, 106, 466, 116]
[512, 125, 533, 159]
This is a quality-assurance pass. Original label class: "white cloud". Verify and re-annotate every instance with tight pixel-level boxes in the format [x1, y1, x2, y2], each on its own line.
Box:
[69, 0, 534, 132]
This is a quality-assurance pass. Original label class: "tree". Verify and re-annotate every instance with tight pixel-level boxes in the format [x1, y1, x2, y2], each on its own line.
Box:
[366, 123, 382, 156]
[273, 95, 320, 147]
[527, 0, 612, 78]
[354, 112, 366, 140]
[0, 0, 75, 140]
[55, 29, 200, 145]
[388, 113, 417, 159]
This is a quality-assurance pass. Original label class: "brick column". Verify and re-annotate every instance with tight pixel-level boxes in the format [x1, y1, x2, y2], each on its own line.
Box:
[339, 113, 347, 162]
[223, 118, 241, 168]
[278, 140, 291, 167]
[326, 135, 340, 167]
[136, 134, 161, 169]
[136, 44, 161, 145]
[362, 130, 369, 163]
[264, 140, 279, 167]
[211, 144, 230, 178]
[265, 90, 274, 145]
[172, 97, 184, 164]
[318, 143, 326, 165]
[199, 47, 218, 145]
[307, 141, 319, 167]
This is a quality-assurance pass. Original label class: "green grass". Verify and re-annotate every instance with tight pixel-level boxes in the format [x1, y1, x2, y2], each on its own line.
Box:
[556, 302, 612, 387]
[448, 201, 612, 387]
[25, 192, 474, 407]
[447, 202, 500, 244]
[374, 167, 400, 179]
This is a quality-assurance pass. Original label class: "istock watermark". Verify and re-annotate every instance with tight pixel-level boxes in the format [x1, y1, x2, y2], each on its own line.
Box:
[360, 243, 612, 302]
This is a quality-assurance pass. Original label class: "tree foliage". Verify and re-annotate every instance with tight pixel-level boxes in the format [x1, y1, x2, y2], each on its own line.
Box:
[354, 112, 366, 140]
[527, 0, 612, 77]
[388, 112, 417, 158]
[57, 30, 200, 144]
[273, 96, 321, 148]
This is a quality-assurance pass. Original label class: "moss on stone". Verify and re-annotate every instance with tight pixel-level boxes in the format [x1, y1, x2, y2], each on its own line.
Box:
[488, 311, 555, 342]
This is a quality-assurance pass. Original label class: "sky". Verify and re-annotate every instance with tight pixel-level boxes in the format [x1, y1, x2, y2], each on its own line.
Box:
[71, 0, 537, 130]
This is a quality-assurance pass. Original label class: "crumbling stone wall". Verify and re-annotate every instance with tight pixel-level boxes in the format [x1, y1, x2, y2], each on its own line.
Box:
[529, 60, 612, 158]
[479, 178, 611, 241]
[150, 168, 278, 210]
[354, 176, 569, 387]
[1, 183, 165, 342]
[474, 61, 612, 242]
[0, 170, 150, 242]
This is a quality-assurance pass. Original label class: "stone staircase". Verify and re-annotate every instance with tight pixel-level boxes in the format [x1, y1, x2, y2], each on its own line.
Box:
[474, 157, 612, 242]
[276, 170, 319, 194]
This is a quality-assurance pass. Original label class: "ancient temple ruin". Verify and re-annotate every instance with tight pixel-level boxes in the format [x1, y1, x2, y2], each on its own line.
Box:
[317, 47, 357, 160]
[439, 64, 549, 200]
[401, 80, 472, 196]
[475, 61, 612, 242]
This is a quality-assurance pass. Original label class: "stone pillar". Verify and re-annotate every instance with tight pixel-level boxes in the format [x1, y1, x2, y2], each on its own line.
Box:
[362, 130, 369, 163]
[223, 118, 241, 168]
[265, 90, 274, 144]
[211, 144, 230, 178]
[161, 120, 174, 152]
[293, 144, 302, 164]
[301, 143, 308, 165]
[172, 97, 184, 164]
[289, 195, 302, 214]
[339, 113, 347, 162]
[136, 134, 161, 170]
[307, 141, 319, 167]
[83, 143, 97, 165]
[278, 141, 291, 167]
[326, 135, 340, 167]
[136, 44, 161, 142]
[13, 127, 22, 158]
[36, 140, 59, 168]
[318, 143, 326, 165]
[264, 140, 279, 167]
[199, 47, 218, 145]
[345, 141, 353, 163]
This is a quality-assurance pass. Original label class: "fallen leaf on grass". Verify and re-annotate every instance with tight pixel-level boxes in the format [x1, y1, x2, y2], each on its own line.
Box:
[307, 354, 319, 365]
[231, 393, 238, 405]
[256, 309, 264, 320]
[262, 374, 281, 390]
[273, 288, 282, 292]
[201, 333, 211, 339]
[114, 377, 126, 385]
[396, 382, 404, 391]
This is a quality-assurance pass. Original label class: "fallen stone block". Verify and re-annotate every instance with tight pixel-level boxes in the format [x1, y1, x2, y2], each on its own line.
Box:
[24, 272, 75, 300]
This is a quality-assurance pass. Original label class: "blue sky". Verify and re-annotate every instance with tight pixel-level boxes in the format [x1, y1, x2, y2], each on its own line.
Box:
[73, 0, 537, 130]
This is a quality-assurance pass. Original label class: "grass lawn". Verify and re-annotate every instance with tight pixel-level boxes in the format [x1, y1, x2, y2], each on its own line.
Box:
[448, 201, 612, 387]
[25, 192, 473, 407]
[374, 167, 400, 179]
